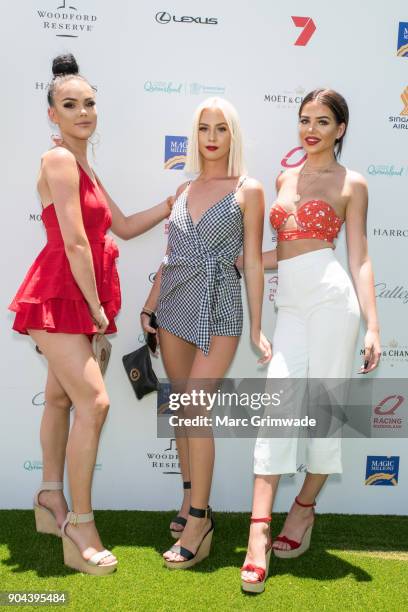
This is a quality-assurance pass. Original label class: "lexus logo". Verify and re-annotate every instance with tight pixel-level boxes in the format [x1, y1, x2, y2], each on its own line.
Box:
[155, 11, 218, 25]
[156, 11, 171, 23]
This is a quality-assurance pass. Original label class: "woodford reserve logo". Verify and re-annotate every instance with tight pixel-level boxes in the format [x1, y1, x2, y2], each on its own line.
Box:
[37, 1, 97, 38]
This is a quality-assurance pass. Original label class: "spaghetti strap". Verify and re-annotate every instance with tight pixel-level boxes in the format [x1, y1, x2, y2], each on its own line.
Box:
[235, 176, 247, 192]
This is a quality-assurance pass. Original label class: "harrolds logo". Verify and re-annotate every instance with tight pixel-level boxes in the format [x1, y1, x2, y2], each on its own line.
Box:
[37, 0, 97, 38]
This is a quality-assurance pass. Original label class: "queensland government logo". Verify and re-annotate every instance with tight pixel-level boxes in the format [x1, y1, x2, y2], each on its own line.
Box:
[37, 0, 97, 38]
[388, 87, 408, 129]
[264, 87, 305, 108]
[397, 22, 408, 57]
[292, 16, 316, 46]
[365, 456, 399, 485]
[367, 164, 407, 177]
[372, 395, 404, 430]
[268, 275, 278, 301]
[164, 136, 188, 170]
[144, 81, 225, 96]
[155, 11, 217, 25]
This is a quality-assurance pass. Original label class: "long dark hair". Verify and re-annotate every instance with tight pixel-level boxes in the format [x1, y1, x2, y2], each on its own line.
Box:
[299, 89, 349, 158]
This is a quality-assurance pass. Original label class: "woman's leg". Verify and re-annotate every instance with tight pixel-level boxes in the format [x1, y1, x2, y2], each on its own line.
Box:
[164, 335, 239, 562]
[36, 367, 71, 527]
[244, 305, 308, 568]
[159, 328, 197, 533]
[274, 261, 360, 551]
[29, 330, 115, 565]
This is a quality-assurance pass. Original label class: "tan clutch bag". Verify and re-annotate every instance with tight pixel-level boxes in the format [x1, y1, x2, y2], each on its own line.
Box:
[92, 334, 112, 377]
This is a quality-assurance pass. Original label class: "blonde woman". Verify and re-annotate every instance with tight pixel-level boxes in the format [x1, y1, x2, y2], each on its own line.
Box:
[142, 97, 271, 569]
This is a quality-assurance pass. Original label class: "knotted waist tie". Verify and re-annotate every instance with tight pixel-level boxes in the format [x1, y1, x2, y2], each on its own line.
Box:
[164, 252, 240, 355]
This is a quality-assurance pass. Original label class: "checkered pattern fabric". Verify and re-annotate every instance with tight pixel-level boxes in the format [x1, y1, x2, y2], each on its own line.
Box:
[157, 179, 245, 355]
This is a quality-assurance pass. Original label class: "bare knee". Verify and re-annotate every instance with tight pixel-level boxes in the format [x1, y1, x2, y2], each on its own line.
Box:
[75, 393, 110, 430]
[45, 389, 72, 411]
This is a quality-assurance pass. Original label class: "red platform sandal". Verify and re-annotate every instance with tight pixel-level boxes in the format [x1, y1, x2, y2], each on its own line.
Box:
[273, 496, 316, 559]
[241, 517, 272, 593]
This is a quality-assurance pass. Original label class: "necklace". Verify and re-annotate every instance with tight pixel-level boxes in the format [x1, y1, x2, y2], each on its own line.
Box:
[294, 161, 336, 204]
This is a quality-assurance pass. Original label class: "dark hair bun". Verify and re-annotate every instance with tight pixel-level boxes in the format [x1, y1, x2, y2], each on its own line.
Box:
[52, 54, 79, 77]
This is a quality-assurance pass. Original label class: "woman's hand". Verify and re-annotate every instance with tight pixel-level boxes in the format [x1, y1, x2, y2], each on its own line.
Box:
[140, 311, 160, 349]
[251, 329, 272, 364]
[165, 195, 175, 216]
[359, 329, 381, 374]
[90, 304, 109, 334]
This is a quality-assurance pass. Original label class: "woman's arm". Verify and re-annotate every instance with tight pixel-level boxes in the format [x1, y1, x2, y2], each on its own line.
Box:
[42, 148, 107, 329]
[140, 182, 190, 342]
[345, 172, 381, 372]
[242, 179, 272, 363]
[95, 174, 174, 240]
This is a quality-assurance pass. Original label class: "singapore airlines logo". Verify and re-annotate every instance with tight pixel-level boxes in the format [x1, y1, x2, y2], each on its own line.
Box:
[292, 16, 316, 46]
[401, 87, 408, 116]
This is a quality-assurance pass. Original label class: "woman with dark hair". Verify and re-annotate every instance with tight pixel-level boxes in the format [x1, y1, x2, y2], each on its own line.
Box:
[9, 54, 173, 575]
[240, 88, 381, 592]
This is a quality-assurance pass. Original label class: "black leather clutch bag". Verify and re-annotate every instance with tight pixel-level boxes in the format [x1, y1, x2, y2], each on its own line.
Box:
[122, 344, 158, 400]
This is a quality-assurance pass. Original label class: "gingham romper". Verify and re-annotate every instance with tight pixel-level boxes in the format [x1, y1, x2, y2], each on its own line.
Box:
[157, 177, 246, 355]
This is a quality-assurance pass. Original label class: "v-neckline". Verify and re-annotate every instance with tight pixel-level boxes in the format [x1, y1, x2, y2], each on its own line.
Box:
[76, 161, 98, 189]
[185, 179, 243, 228]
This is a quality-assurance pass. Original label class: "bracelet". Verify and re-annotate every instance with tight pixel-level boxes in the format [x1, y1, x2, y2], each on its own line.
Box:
[141, 308, 155, 317]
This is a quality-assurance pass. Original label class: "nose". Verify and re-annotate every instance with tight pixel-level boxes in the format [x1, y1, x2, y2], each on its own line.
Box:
[80, 107, 88, 115]
[208, 128, 216, 141]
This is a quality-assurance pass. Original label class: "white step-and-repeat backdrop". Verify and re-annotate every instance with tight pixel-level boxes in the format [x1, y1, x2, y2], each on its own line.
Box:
[1, 1, 407, 514]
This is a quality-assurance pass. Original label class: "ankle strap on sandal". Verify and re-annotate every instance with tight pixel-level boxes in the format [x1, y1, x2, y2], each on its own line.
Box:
[250, 516, 272, 524]
[34, 481, 63, 505]
[295, 496, 316, 508]
[66, 511, 95, 526]
[183, 481, 191, 490]
[189, 505, 211, 519]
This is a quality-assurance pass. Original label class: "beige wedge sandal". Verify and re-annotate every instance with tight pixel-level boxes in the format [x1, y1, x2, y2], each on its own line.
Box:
[61, 511, 118, 576]
[33, 481, 64, 537]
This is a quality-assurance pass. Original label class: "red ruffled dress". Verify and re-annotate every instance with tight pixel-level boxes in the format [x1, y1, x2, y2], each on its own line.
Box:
[9, 164, 121, 335]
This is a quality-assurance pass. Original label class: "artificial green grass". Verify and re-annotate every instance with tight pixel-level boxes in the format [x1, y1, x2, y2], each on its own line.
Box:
[0, 511, 407, 611]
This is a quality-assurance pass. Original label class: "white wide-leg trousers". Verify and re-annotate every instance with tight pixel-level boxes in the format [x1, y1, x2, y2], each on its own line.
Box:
[254, 248, 360, 475]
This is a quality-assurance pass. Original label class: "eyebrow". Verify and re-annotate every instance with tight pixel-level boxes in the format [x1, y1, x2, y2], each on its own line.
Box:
[199, 122, 228, 126]
[61, 97, 95, 102]
[300, 115, 331, 120]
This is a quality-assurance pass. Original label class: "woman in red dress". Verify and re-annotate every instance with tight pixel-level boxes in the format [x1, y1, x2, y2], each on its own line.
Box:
[9, 54, 173, 575]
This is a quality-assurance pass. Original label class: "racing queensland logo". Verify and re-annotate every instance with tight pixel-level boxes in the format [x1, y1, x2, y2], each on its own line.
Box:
[164, 136, 188, 170]
[372, 395, 404, 430]
[155, 11, 217, 25]
[397, 22, 408, 57]
[365, 456, 399, 486]
[36, 0, 97, 38]
[281, 146, 307, 168]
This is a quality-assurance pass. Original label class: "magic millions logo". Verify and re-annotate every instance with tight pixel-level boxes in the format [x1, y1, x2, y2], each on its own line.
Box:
[164, 136, 188, 170]
[146, 438, 181, 474]
[388, 87, 408, 130]
[36, 1, 97, 38]
[365, 455, 399, 486]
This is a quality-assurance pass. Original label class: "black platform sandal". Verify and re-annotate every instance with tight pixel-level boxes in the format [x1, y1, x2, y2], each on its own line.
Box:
[164, 505, 214, 569]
